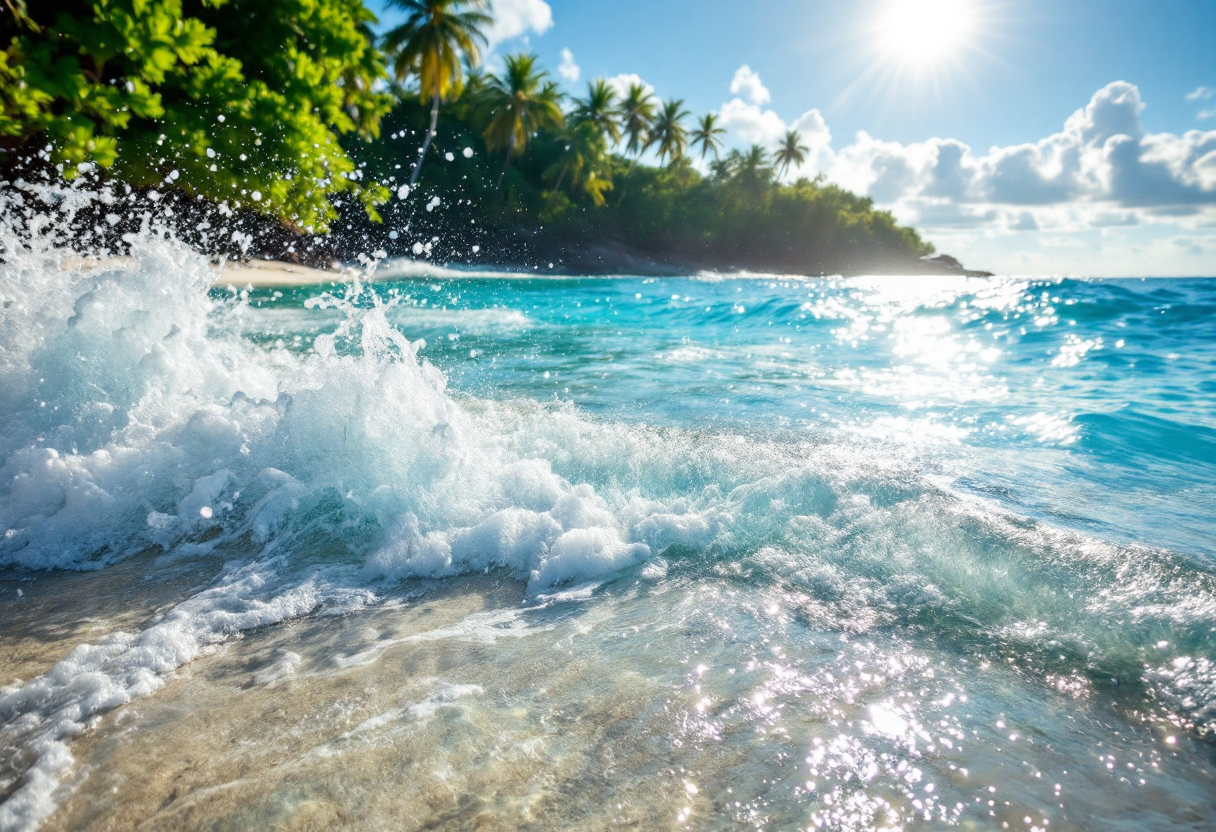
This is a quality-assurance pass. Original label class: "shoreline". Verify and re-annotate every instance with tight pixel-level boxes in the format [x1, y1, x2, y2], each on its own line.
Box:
[216, 258, 994, 288]
[66, 255, 1209, 289]
[215, 258, 352, 288]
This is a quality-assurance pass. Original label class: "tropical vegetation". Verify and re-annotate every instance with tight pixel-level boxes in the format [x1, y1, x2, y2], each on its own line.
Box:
[0, 0, 937, 272]
[382, 0, 490, 187]
[1, 0, 391, 232]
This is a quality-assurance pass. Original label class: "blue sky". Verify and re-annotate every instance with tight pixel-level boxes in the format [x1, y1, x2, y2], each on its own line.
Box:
[371, 0, 1216, 276]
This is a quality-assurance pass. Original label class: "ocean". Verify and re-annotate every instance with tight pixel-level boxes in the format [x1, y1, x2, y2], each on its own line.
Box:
[2, 225, 1215, 830]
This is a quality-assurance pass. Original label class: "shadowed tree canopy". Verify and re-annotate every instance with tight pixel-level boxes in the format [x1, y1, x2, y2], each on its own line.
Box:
[340, 56, 937, 275]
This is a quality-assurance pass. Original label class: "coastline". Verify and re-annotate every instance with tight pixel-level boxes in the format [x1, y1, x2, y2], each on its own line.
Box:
[213, 252, 994, 288]
[93, 253, 1216, 289]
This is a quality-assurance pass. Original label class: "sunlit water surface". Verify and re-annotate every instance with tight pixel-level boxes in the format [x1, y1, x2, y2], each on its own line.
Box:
[2, 244, 1215, 832]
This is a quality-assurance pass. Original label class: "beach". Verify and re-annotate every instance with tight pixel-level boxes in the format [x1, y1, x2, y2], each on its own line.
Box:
[215, 258, 349, 288]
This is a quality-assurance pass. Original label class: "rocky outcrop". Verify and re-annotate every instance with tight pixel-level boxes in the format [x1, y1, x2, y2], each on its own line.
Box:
[917, 253, 994, 277]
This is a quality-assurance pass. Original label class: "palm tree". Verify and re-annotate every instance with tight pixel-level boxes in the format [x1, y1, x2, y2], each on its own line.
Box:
[690, 113, 726, 162]
[611, 83, 657, 207]
[479, 53, 565, 188]
[709, 152, 737, 182]
[774, 129, 810, 179]
[619, 83, 657, 165]
[383, 0, 491, 188]
[545, 121, 614, 206]
[740, 144, 771, 177]
[571, 78, 622, 145]
[648, 99, 690, 167]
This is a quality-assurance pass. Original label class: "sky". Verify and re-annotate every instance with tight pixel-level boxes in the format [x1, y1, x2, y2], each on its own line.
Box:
[370, 0, 1216, 276]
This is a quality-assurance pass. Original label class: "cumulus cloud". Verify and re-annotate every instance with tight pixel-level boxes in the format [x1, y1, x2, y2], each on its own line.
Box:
[1171, 235, 1216, 256]
[1009, 211, 1039, 231]
[712, 67, 833, 178]
[921, 140, 976, 200]
[701, 73, 1214, 269]
[1065, 80, 1144, 144]
[1090, 210, 1139, 227]
[1187, 86, 1214, 102]
[981, 140, 1080, 205]
[729, 65, 771, 106]
[819, 81, 1216, 231]
[486, 0, 553, 49]
[604, 73, 656, 101]
[716, 102, 832, 177]
[792, 109, 832, 147]
[558, 48, 580, 83]
[718, 98, 788, 146]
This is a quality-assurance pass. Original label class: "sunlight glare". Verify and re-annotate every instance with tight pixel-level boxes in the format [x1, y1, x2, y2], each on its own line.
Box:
[876, 0, 979, 68]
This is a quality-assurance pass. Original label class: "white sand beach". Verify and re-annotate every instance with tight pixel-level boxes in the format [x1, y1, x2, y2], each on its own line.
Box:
[214, 258, 352, 288]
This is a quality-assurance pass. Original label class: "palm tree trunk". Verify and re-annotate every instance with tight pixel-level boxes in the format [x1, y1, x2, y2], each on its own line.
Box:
[551, 165, 570, 195]
[496, 153, 512, 190]
[496, 136, 515, 190]
[409, 91, 441, 187]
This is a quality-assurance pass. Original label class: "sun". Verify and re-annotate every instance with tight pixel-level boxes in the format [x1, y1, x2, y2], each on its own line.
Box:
[875, 0, 980, 69]
[832, 0, 994, 112]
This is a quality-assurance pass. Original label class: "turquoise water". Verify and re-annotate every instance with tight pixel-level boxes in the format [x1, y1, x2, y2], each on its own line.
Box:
[2, 233, 1216, 830]
[349, 271, 1216, 559]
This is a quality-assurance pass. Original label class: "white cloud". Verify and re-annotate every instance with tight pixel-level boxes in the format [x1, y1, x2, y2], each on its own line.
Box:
[1064, 80, 1144, 144]
[558, 47, 580, 83]
[604, 73, 655, 100]
[718, 98, 787, 146]
[822, 82, 1216, 226]
[729, 65, 771, 106]
[714, 68, 833, 179]
[702, 75, 1216, 272]
[486, 0, 553, 49]
[1187, 86, 1214, 101]
[715, 100, 834, 180]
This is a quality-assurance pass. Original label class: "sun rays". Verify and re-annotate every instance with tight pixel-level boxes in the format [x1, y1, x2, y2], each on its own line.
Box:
[831, 0, 1000, 115]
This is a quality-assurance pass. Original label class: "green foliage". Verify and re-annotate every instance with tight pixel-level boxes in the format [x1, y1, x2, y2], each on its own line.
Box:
[619, 82, 658, 161]
[649, 99, 690, 165]
[691, 112, 725, 162]
[571, 78, 622, 146]
[774, 129, 810, 178]
[0, 0, 392, 231]
[0, 0, 936, 271]
[477, 53, 563, 185]
[345, 68, 936, 274]
[383, 0, 489, 95]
